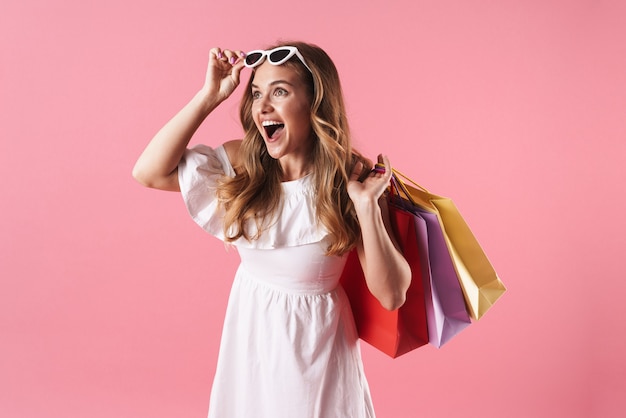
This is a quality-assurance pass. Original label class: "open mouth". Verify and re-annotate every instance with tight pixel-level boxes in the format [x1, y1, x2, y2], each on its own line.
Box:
[262, 121, 285, 139]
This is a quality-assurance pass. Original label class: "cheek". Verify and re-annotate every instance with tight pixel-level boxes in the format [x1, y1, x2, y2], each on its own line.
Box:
[251, 118, 263, 135]
[284, 100, 308, 120]
[295, 108, 312, 132]
[250, 105, 262, 128]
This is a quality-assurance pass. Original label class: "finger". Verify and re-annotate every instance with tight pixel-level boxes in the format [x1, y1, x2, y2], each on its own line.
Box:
[371, 154, 392, 182]
[230, 60, 246, 85]
[222, 49, 234, 64]
[235, 50, 246, 60]
[380, 154, 393, 181]
[350, 161, 364, 181]
[372, 163, 385, 175]
[222, 49, 246, 65]
[210, 47, 223, 60]
[223, 51, 246, 79]
[371, 154, 386, 175]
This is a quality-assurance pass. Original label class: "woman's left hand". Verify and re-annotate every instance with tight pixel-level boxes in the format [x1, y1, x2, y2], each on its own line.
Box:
[348, 154, 410, 311]
[347, 154, 393, 209]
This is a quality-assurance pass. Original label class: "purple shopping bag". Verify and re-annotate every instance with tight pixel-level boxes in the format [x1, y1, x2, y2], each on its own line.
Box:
[414, 205, 471, 347]
[391, 179, 471, 348]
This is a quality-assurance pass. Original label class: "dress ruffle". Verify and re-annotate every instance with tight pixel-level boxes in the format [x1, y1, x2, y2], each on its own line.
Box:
[178, 144, 329, 249]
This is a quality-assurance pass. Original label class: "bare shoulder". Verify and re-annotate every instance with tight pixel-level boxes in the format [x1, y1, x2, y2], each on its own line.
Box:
[223, 139, 243, 173]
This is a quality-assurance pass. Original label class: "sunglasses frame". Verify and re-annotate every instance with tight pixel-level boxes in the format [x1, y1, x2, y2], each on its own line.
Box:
[244, 46, 313, 73]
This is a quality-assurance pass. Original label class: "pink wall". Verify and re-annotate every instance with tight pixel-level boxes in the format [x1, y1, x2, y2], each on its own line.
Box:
[2, 0, 625, 417]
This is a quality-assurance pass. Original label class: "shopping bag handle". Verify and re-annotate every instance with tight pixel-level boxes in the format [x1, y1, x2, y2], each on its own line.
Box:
[390, 173, 421, 208]
[389, 167, 434, 208]
[392, 168, 431, 194]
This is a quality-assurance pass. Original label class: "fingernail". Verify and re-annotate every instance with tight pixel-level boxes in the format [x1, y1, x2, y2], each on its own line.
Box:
[240, 51, 246, 57]
[217, 51, 222, 59]
[230, 57, 235, 64]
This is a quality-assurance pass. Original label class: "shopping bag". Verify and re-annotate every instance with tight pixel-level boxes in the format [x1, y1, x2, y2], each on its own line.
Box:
[390, 178, 471, 347]
[340, 196, 429, 358]
[393, 170, 506, 320]
[413, 205, 472, 346]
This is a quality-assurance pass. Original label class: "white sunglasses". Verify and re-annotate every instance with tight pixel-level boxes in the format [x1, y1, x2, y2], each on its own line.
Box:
[244, 46, 312, 73]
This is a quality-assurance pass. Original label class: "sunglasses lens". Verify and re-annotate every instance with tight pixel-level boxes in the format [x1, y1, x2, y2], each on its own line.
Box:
[269, 48, 292, 64]
[245, 52, 263, 67]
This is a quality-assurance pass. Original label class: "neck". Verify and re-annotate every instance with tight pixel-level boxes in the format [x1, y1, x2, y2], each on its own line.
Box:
[280, 166, 311, 181]
[277, 138, 315, 181]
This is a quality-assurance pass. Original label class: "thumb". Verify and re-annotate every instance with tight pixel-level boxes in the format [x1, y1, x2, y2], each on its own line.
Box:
[230, 60, 246, 85]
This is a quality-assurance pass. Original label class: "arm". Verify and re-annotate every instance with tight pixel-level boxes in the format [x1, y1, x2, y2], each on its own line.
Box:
[132, 48, 246, 191]
[348, 155, 411, 311]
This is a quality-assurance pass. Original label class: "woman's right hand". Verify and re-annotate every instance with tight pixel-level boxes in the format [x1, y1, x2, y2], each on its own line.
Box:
[132, 47, 247, 191]
[202, 47, 247, 103]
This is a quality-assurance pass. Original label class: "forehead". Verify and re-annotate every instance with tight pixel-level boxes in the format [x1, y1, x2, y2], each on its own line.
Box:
[250, 61, 306, 88]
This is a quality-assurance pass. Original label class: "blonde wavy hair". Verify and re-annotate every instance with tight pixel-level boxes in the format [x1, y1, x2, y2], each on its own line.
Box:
[217, 41, 371, 256]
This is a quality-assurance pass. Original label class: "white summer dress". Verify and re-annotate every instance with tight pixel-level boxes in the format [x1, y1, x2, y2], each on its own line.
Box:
[178, 145, 375, 418]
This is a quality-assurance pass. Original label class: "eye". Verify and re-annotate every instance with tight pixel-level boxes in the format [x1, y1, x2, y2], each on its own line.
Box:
[252, 90, 262, 100]
[274, 87, 288, 97]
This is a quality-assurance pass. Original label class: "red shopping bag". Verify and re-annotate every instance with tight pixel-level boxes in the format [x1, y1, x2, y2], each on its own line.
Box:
[340, 199, 429, 358]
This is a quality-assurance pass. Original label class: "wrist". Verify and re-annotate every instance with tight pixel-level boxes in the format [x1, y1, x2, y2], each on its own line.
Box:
[353, 197, 382, 218]
[194, 88, 224, 115]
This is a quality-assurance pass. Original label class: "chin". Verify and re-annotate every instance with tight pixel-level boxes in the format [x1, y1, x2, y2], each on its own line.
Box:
[263, 143, 282, 160]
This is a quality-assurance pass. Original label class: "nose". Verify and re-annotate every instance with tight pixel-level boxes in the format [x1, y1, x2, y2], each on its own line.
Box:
[258, 95, 273, 113]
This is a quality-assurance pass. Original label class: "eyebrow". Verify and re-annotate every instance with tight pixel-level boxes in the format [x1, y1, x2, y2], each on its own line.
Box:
[250, 80, 295, 89]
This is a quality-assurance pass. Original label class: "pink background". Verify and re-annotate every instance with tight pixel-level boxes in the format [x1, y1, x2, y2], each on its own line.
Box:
[2, 0, 625, 417]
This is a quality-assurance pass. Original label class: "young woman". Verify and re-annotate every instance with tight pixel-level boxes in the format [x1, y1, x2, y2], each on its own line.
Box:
[133, 41, 411, 417]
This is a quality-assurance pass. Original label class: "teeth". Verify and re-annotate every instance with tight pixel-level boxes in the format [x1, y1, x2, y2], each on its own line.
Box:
[262, 120, 284, 139]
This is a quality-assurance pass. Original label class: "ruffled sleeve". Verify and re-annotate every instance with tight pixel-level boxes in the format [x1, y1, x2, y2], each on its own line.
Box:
[178, 144, 235, 240]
